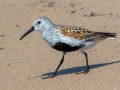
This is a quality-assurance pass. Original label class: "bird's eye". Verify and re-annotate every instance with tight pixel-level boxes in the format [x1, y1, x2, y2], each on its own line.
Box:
[38, 21, 41, 24]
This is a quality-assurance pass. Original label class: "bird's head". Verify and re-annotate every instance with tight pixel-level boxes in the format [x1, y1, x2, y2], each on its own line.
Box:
[20, 16, 54, 40]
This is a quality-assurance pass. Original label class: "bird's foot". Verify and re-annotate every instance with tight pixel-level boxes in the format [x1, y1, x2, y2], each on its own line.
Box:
[42, 72, 57, 79]
[76, 66, 91, 74]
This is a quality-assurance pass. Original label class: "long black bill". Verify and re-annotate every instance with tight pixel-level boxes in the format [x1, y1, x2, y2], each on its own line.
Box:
[20, 26, 34, 40]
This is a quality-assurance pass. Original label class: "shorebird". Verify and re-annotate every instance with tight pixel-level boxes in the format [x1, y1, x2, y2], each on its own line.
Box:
[20, 16, 117, 78]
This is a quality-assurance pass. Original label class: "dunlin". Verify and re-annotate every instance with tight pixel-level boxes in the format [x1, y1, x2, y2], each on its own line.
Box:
[20, 16, 117, 78]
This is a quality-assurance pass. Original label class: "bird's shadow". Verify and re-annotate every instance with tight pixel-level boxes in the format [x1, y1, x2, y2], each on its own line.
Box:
[27, 60, 120, 80]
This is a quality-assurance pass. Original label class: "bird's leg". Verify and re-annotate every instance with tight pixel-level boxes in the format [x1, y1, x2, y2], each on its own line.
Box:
[76, 50, 90, 74]
[82, 50, 90, 74]
[42, 52, 66, 79]
[51, 52, 66, 78]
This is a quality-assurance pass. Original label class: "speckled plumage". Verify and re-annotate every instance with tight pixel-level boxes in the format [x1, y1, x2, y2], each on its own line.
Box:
[57, 25, 93, 39]
[20, 16, 117, 78]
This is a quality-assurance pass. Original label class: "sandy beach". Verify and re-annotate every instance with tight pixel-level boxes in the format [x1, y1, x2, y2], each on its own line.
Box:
[0, 0, 120, 90]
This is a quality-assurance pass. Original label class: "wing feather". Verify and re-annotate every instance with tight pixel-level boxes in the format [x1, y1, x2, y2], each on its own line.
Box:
[56, 25, 117, 41]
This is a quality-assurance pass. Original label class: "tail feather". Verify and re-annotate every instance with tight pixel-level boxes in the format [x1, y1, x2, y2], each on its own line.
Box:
[85, 32, 117, 41]
[94, 32, 117, 38]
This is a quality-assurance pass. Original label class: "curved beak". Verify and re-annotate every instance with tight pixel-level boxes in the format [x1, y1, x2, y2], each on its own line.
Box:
[20, 26, 34, 40]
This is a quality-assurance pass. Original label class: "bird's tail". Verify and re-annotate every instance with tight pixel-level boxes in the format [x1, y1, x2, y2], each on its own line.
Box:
[94, 32, 117, 39]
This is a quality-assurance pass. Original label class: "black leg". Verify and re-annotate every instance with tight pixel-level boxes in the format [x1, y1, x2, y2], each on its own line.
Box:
[82, 50, 90, 74]
[42, 52, 66, 79]
[51, 52, 66, 77]
[76, 50, 90, 74]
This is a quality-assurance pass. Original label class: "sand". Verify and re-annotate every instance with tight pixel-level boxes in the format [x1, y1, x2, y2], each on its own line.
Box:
[0, 0, 120, 90]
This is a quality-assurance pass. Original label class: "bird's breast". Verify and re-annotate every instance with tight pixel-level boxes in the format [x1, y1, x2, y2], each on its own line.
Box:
[42, 30, 61, 46]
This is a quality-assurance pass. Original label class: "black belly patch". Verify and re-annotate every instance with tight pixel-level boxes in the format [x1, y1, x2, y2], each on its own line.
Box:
[52, 42, 84, 52]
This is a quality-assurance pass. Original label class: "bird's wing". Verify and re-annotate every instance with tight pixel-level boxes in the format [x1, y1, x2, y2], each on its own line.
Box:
[56, 25, 117, 41]
[56, 24, 94, 39]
